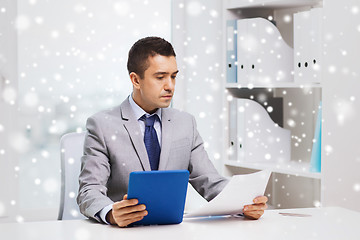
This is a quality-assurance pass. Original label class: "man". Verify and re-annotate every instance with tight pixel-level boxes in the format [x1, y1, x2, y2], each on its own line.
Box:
[77, 37, 268, 228]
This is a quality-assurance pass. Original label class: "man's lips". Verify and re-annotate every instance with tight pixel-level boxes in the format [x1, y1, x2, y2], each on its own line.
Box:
[161, 95, 173, 98]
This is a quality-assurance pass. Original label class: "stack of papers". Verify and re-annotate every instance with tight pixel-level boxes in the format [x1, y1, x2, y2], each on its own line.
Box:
[185, 170, 271, 217]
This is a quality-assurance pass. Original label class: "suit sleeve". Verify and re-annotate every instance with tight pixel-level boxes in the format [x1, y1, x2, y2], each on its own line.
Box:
[188, 115, 229, 201]
[77, 116, 114, 222]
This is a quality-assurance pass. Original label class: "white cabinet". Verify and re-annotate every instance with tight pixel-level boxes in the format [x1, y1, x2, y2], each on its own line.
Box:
[223, 0, 323, 209]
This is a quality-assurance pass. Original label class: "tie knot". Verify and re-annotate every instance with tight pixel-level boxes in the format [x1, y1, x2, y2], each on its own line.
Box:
[141, 114, 158, 127]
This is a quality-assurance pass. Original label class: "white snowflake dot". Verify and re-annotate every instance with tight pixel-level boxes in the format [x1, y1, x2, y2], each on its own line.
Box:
[328, 65, 336, 74]
[69, 192, 76, 198]
[227, 95, 233, 101]
[35, 16, 43, 24]
[353, 183, 360, 192]
[325, 145, 333, 154]
[70, 209, 79, 217]
[16, 215, 24, 223]
[51, 30, 59, 38]
[199, 112, 206, 118]
[283, 14, 291, 23]
[34, 178, 41, 185]
[68, 158, 74, 164]
[351, 6, 359, 14]
[313, 200, 321, 207]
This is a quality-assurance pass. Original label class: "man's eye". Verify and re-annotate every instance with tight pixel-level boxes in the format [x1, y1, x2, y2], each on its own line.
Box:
[157, 76, 164, 80]
[171, 75, 177, 79]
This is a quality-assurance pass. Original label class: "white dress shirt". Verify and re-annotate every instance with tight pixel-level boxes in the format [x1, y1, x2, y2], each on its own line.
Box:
[98, 94, 162, 224]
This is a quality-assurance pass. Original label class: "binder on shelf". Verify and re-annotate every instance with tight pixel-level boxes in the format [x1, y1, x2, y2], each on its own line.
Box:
[236, 19, 249, 83]
[228, 99, 238, 160]
[236, 98, 291, 163]
[310, 101, 322, 172]
[294, 8, 323, 83]
[226, 20, 237, 83]
[236, 18, 293, 84]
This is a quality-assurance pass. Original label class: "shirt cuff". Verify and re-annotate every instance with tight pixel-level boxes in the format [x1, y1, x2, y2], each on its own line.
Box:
[99, 204, 113, 225]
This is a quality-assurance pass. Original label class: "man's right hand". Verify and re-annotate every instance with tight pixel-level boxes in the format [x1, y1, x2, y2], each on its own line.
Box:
[106, 194, 148, 227]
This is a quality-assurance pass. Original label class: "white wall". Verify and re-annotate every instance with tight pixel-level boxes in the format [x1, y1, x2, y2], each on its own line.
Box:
[0, 0, 18, 222]
[322, 0, 360, 211]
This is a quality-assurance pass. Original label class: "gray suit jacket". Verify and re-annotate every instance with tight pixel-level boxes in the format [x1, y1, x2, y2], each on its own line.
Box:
[77, 98, 228, 221]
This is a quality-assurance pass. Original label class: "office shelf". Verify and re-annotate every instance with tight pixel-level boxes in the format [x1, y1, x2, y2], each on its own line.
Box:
[225, 160, 321, 179]
[225, 82, 322, 89]
[225, 0, 322, 10]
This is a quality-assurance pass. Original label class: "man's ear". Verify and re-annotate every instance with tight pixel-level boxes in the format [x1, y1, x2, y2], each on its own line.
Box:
[130, 72, 141, 90]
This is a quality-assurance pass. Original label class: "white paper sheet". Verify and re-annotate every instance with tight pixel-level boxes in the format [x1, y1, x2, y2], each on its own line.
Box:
[184, 170, 271, 218]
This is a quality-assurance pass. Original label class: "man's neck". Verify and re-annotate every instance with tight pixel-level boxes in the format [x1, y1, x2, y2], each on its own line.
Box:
[131, 93, 158, 114]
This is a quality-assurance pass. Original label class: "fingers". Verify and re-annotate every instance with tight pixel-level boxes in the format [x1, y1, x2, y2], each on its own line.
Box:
[243, 210, 265, 220]
[113, 198, 140, 211]
[242, 196, 268, 220]
[243, 202, 266, 220]
[113, 202, 147, 216]
[116, 215, 147, 228]
[113, 208, 148, 227]
[253, 195, 268, 204]
[243, 203, 268, 212]
[111, 198, 148, 227]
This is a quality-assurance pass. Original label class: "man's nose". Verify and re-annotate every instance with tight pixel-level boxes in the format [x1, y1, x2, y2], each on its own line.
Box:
[164, 77, 175, 91]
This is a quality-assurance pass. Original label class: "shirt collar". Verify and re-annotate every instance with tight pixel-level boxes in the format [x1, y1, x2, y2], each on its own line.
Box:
[129, 94, 162, 121]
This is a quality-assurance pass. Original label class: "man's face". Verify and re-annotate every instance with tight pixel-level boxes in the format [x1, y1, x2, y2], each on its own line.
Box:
[133, 55, 178, 113]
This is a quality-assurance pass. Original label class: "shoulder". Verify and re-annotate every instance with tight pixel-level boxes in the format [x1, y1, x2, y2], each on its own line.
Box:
[88, 97, 130, 122]
[162, 108, 197, 128]
[163, 107, 194, 120]
[88, 105, 121, 121]
[85, 105, 123, 131]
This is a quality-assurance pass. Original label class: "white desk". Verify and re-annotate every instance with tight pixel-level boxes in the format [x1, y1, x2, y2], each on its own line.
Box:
[1, 207, 359, 240]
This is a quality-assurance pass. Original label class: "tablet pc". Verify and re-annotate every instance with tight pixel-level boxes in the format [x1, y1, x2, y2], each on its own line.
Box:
[127, 170, 189, 225]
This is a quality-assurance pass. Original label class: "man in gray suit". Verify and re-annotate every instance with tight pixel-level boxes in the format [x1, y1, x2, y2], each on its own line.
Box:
[77, 37, 268, 227]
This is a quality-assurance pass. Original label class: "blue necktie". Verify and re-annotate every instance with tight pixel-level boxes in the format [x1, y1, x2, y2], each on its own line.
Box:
[141, 114, 161, 170]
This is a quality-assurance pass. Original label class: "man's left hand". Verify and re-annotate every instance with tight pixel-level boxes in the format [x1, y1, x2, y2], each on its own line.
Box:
[243, 196, 268, 220]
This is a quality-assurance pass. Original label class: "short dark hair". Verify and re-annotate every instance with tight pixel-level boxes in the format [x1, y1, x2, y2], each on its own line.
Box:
[127, 36, 176, 79]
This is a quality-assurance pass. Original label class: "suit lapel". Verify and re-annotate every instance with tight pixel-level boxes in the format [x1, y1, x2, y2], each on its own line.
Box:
[120, 99, 151, 171]
[158, 109, 173, 170]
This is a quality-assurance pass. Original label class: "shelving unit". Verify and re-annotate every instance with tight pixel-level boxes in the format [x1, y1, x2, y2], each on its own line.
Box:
[225, 0, 321, 9]
[225, 82, 322, 89]
[224, 160, 321, 179]
[222, 0, 323, 209]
